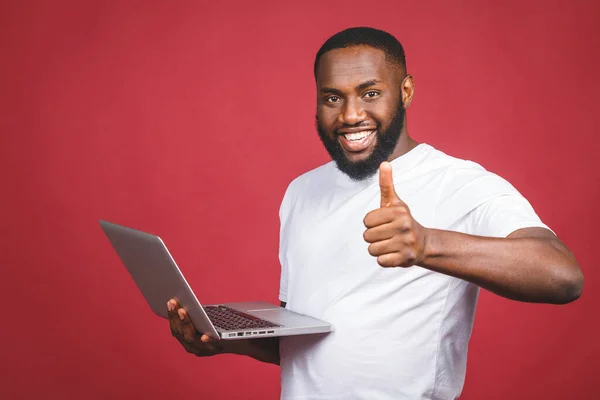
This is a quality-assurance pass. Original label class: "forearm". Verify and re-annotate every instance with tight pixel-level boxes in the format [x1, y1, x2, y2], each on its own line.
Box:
[422, 228, 583, 304]
[223, 337, 280, 365]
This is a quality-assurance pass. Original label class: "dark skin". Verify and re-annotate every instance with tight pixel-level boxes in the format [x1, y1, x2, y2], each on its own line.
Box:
[168, 44, 584, 365]
[168, 299, 283, 364]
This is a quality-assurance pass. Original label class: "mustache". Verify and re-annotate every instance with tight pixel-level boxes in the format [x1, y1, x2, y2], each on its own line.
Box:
[315, 117, 380, 134]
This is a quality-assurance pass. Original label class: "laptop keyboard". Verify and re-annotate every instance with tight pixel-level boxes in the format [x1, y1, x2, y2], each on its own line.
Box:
[204, 305, 280, 331]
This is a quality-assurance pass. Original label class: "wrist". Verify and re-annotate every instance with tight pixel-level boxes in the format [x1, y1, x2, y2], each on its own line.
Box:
[421, 228, 442, 265]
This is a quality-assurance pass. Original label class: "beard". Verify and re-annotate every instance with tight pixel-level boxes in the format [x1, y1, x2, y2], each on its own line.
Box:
[317, 101, 406, 181]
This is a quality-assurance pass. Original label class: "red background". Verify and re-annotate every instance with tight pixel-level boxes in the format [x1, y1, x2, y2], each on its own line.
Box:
[1, 1, 599, 399]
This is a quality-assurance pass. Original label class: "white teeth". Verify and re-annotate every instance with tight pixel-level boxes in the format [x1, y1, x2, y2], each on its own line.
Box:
[344, 130, 374, 141]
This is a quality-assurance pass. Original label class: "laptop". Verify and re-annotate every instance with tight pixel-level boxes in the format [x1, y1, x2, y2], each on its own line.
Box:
[100, 220, 331, 340]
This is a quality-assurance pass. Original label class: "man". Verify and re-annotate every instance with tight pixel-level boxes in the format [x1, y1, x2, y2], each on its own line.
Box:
[167, 27, 583, 399]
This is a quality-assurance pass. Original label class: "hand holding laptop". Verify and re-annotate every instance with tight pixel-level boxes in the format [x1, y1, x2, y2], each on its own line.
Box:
[167, 299, 224, 357]
[167, 298, 283, 363]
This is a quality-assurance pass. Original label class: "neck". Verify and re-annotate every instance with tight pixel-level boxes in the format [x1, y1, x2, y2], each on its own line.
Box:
[387, 119, 418, 161]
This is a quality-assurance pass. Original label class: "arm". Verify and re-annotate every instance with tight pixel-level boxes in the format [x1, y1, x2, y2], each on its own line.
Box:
[168, 299, 284, 365]
[421, 227, 582, 304]
[364, 162, 584, 304]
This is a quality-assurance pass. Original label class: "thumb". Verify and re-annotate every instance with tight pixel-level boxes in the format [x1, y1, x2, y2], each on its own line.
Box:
[379, 162, 401, 207]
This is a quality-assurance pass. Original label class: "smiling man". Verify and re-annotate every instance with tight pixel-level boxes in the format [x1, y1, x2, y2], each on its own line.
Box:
[167, 27, 583, 399]
[316, 42, 411, 181]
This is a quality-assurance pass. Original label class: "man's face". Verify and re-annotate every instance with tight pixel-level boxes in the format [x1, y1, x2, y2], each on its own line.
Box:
[316, 45, 405, 181]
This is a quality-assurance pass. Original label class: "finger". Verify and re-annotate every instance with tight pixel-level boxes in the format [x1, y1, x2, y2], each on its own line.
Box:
[364, 206, 409, 228]
[169, 313, 180, 337]
[178, 308, 200, 344]
[379, 162, 403, 207]
[377, 253, 402, 268]
[200, 334, 212, 343]
[363, 223, 396, 243]
[377, 251, 417, 268]
[167, 298, 181, 316]
[167, 300, 183, 337]
[181, 339, 218, 356]
[367, 238, 398, 257]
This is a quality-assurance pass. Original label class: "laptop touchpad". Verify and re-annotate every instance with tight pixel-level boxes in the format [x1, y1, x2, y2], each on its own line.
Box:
[250, 309, 322, 326]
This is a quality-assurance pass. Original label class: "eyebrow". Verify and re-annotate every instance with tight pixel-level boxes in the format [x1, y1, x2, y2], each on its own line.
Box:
[320, 79, 382, 95]
[355, 79, 382, 91]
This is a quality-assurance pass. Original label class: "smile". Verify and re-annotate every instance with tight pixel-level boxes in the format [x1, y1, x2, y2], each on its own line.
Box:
[339, 130, 377, 153]
[344, 130, 374, 141]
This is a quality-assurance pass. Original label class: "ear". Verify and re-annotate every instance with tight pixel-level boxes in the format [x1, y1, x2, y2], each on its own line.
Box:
[401, 74, 415, 109]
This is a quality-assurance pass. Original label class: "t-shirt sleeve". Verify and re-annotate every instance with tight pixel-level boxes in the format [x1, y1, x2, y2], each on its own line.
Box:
[467, 193, 551, 238]
[278, 180, 296, 303]
[435, 162, 551, 238]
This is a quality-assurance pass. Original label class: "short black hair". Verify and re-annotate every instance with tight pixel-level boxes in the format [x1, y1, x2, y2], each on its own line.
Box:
[314, 27, 407, 78]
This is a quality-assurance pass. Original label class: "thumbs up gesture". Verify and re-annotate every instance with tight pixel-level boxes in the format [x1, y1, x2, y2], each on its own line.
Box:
[363, 162, 429, 268]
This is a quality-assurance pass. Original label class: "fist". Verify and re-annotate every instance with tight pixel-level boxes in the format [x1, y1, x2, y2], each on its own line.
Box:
[363, 162, 428, 268]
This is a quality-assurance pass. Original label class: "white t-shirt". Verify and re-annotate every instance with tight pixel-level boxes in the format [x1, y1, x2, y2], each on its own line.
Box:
[278, 143, 549, 400]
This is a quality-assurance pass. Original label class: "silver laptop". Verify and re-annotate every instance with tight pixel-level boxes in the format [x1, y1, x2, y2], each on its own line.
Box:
[100, 220, 331, 340]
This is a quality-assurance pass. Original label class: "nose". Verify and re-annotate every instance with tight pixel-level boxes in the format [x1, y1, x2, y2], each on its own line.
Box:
[339, 97, 365, 126]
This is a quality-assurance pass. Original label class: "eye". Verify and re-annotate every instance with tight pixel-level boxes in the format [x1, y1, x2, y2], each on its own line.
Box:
[326, 95, 340, 103]
[364, 91, 379, 98]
